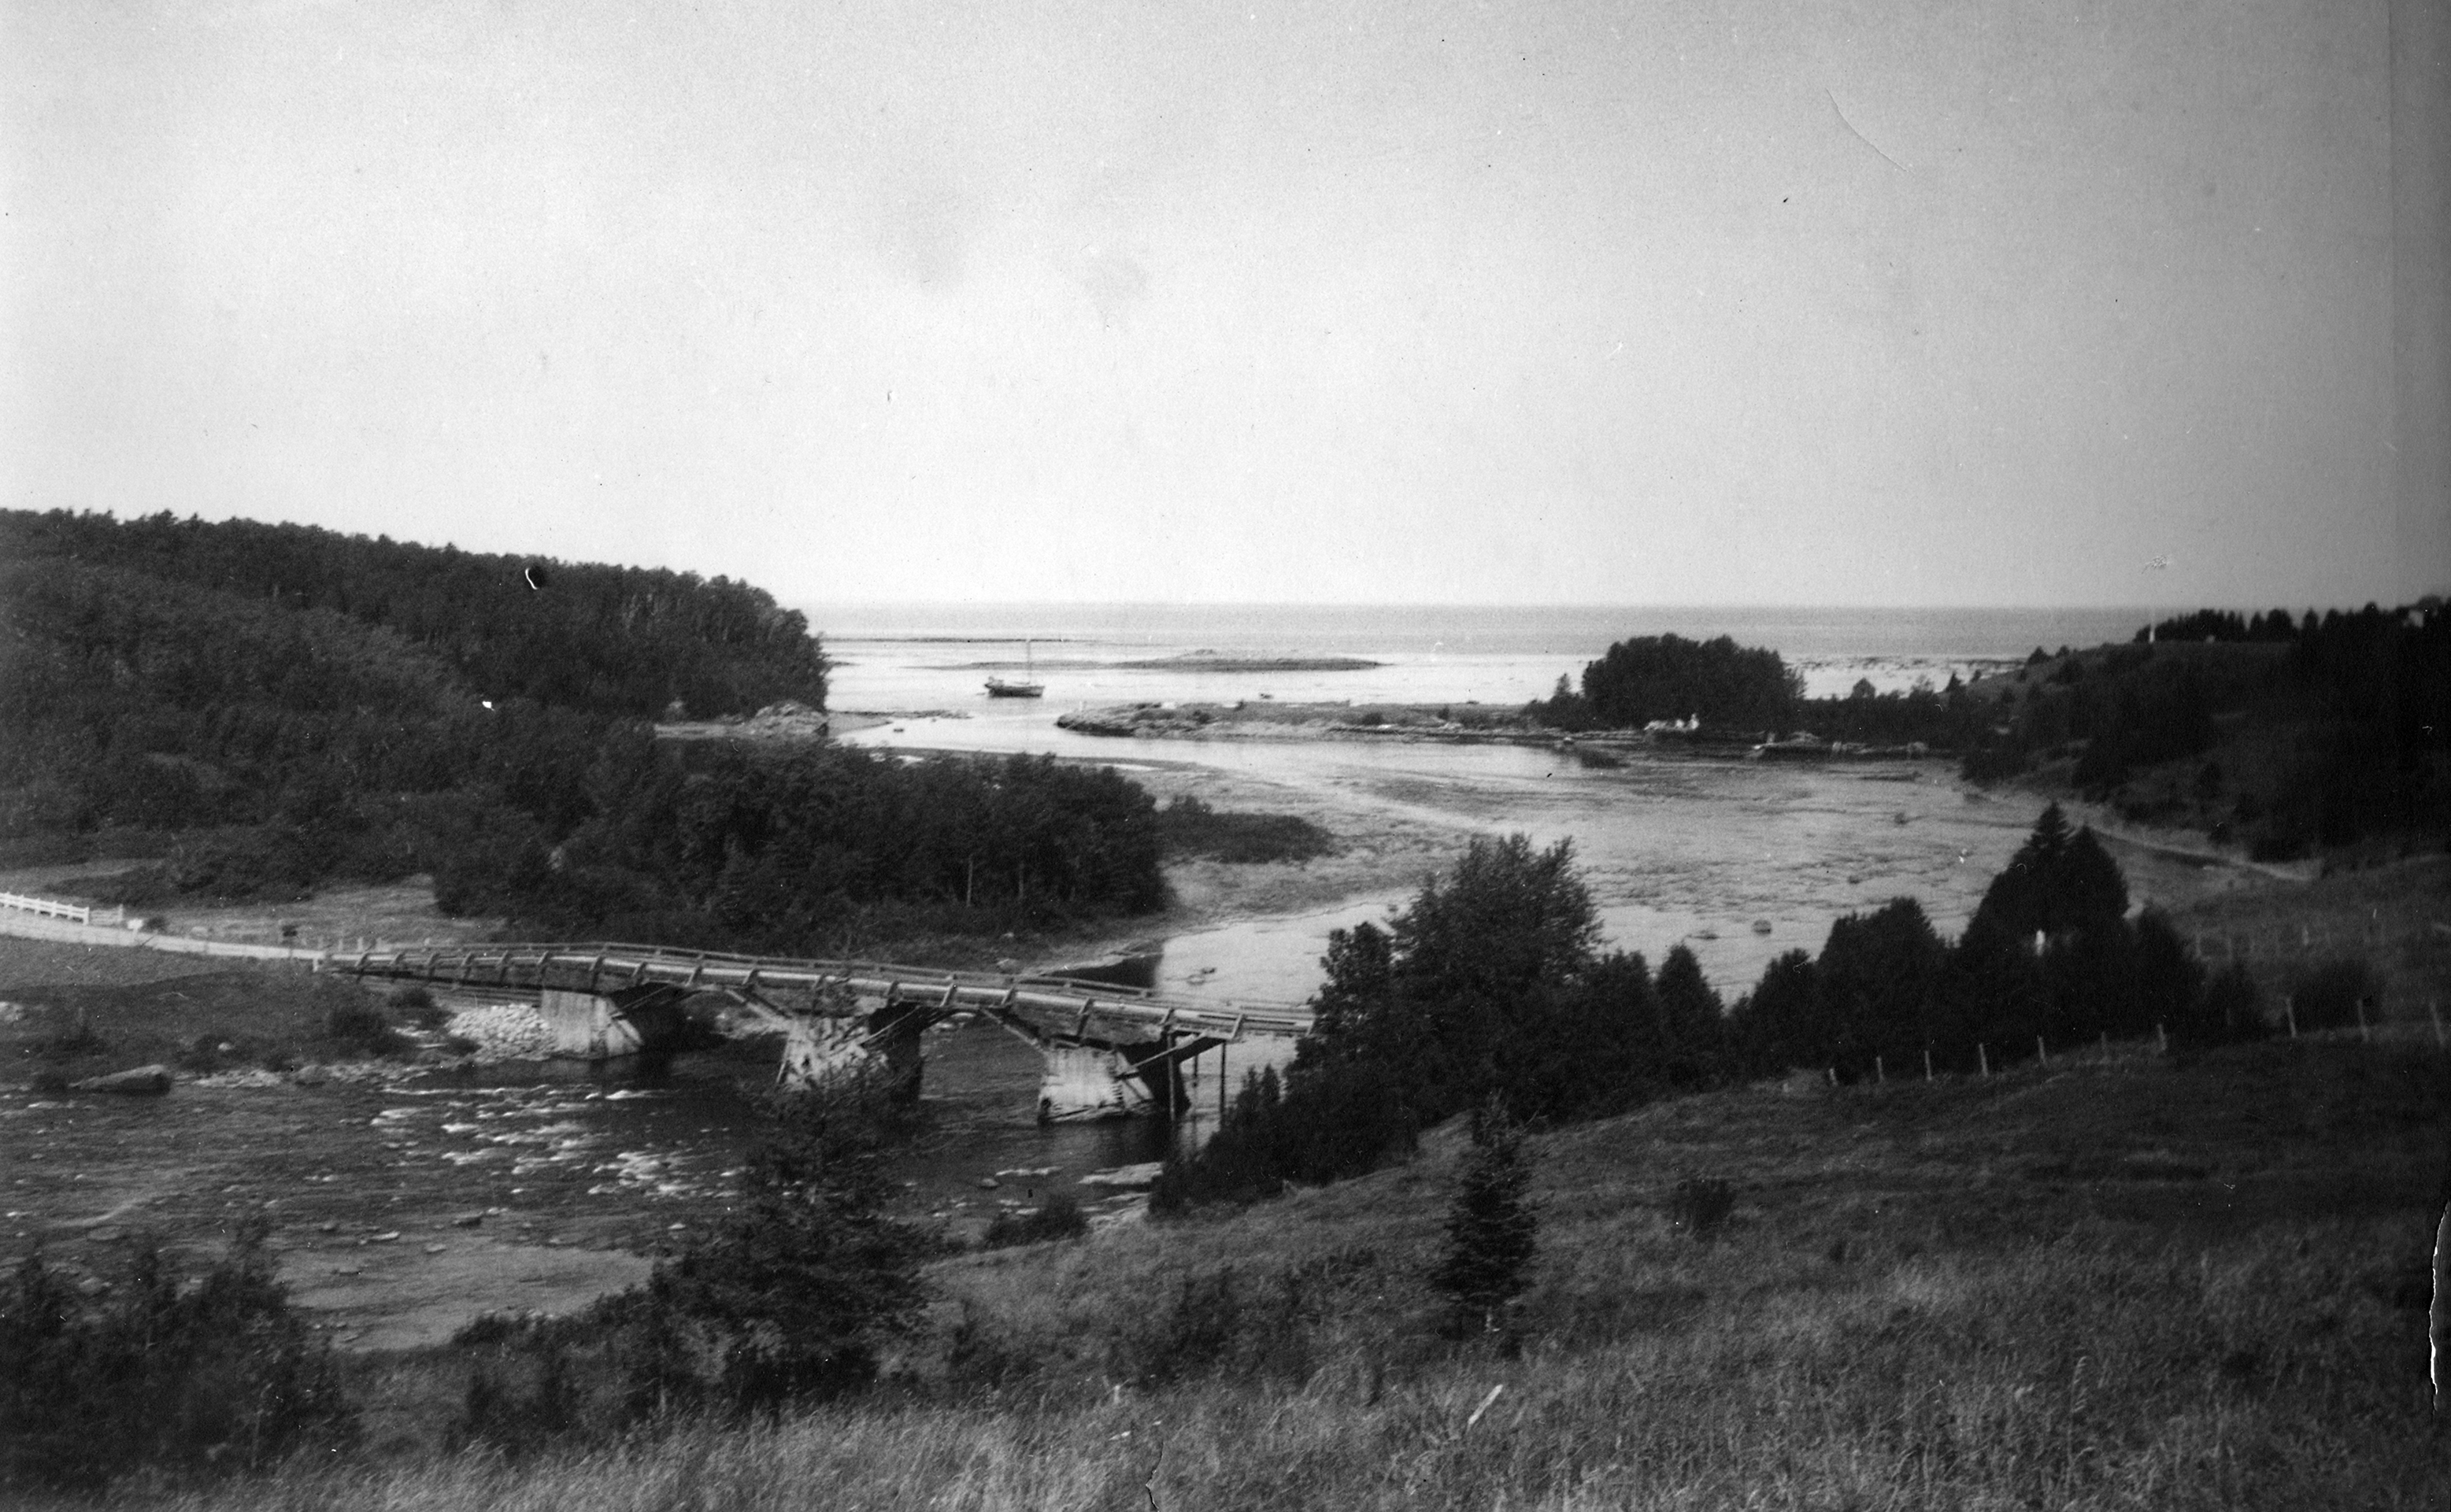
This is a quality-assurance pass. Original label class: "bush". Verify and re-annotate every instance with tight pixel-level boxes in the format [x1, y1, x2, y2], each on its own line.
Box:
[1125, 1267, 1316, 1386]
[612, 1080, 937, 1418]
[1668, 1177, 1736, 1240]
[942, 1302, 1039, 1393]
[29, 1011, 106, 1061]
[325, 1000, 409, 1056]
[1156, 796, 1336, 863]
[0, 1220, 356, 1492]
[446, 1319, 586, 1458]
[2194, 964, 2271, 1044]
[386, 985, 448, 1030]
[2286, 957, 2384, 1032]
[979, 1192, 1090, 1249]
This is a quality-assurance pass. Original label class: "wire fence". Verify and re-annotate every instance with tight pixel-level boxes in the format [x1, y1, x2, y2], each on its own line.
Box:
[2185, 915, 2450, 965]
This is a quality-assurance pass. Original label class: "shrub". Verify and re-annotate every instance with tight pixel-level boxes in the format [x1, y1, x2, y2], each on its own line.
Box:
[176, 1032, 243, 1074]
[446, 1321, 585, 1458]
[613, 1079, 937, 1418]
[942, 1303, 1038, 1392]
[386, 985, 447, 1029]
[1668, 1177, 1737, 1240]
[325, 1000, 409, 1056]
[1156, 797, 1337, 863]
[1125, 1267, 1315, 1386]
[2286, 957, 2384, 1032]
[980, 1192, 1090, 1249]
[30, 1011, 106, 1061]
[0, 1220, 356, 1492]
[2179, 964, 2269, 1048]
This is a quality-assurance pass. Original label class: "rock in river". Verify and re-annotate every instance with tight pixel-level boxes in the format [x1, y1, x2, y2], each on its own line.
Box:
[1079, 1162, 1165, 1191]
[71, 1065, 172, 1096]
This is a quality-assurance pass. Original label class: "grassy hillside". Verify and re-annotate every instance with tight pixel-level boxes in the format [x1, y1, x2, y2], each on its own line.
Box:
[39, 1033, 2442, 1511]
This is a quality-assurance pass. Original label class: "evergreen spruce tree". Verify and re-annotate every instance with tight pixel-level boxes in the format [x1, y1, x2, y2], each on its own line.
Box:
[1653, 943, 1729, 1088]
[1432, 1102, 1538, 1336]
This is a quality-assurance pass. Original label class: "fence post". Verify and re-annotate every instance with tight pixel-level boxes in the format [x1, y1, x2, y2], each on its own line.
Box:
[2285, 995, 2297, 1039]
[1979, 1044, 1990, 1078]
[2036, 1034, 2049, 1067]
[1875, 1055, 1884, 1084]
[2157, 1022, 2168, 1054]
[1923, 1049, 1933, 1081]
[2355, 998, 2369, 1044]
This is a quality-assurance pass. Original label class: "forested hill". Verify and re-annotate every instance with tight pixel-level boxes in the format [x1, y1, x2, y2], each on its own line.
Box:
[0, 509, 820, 875]
[1, 511, 1176, 955]
[0, 510, 827, 719]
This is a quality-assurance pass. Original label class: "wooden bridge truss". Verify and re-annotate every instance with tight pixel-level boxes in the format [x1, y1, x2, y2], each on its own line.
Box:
[333, 941, 1309, 1122]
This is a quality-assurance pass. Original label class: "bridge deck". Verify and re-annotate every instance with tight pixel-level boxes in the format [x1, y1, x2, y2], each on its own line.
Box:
[335, 941, 1313, 1041]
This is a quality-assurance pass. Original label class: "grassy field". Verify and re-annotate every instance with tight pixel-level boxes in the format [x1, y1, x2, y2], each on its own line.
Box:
[37, 1029, 2442, 1511]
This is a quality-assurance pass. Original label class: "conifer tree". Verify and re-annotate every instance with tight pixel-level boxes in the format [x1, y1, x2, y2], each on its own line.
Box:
[1653, 943, 1728, 1087]
[1432, 1101, 1539, 1336]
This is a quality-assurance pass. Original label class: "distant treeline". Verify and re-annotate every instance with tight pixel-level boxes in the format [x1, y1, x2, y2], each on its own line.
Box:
[1525, 607, 2449, 857]
[1960, 603, 2449, 853]
[0, 511, 1172, 949]
[2134, 607, 2312, 644]
[1, 510, 825, 719]
[1154, 806, 2263, 1211]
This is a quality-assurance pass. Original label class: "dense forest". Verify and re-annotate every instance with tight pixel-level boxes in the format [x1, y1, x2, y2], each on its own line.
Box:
[428, 740, 1167, 952]
[0, 510, 826, 719]
[1155, 804, 2268, 1209]
[1959, 602, 2450, 855]
[0, 510, 1169, 950]
[1524, 605, 2449, 859]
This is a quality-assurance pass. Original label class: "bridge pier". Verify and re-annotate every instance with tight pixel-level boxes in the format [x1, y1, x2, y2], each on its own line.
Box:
[1037, 1043, 1149, 1122]
[539, 985, 693, 1061]
[778, 1006, 924, 1100]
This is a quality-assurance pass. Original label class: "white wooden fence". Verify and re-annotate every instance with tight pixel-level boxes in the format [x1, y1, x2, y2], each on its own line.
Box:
[0, 890, 125, 928]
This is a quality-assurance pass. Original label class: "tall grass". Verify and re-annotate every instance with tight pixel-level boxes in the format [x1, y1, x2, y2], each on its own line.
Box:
[52, 1043, 2448, 1510]
[108, 1217, 2441, 1510]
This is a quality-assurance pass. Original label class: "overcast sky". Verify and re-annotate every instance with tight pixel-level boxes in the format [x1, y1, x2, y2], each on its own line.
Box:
[5, 0, 2444, 608]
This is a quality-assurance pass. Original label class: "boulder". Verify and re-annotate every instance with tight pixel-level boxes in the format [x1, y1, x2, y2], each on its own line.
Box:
[71, 1064, 172, 1096]
[1078, 1161, 1165, 1191]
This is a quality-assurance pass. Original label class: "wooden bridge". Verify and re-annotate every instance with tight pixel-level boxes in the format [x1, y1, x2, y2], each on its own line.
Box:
[332, 941, 1311, 1122]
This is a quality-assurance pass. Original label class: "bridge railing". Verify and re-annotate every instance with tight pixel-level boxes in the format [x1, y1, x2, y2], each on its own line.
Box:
[335, 941, 1313, 1040]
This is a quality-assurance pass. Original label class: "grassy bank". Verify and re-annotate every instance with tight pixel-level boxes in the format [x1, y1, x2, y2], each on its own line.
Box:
[49, 1033, 2445, 1510]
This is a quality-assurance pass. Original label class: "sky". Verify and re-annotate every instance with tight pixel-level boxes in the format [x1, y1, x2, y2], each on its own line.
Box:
[4, 0, 2445, 609]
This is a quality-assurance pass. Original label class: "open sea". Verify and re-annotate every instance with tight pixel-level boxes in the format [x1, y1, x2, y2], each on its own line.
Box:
[802, 602, 2156, 716]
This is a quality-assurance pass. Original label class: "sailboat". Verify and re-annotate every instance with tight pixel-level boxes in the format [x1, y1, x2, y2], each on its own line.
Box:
[985, 638, 1045, 698]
